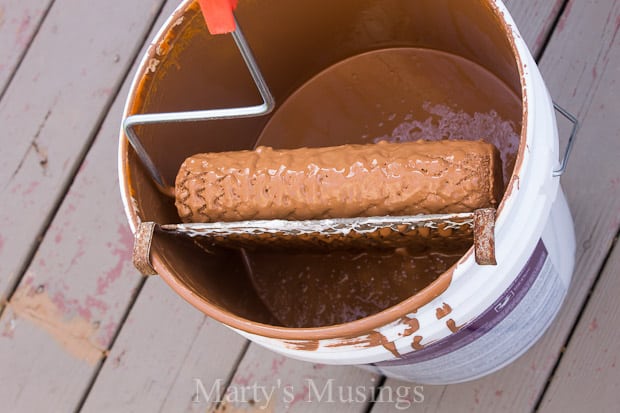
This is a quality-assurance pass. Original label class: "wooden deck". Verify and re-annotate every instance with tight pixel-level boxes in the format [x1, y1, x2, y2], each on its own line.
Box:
[0, 0, 618, 411]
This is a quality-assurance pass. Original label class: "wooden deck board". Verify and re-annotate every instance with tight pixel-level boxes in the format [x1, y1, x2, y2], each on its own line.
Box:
[538, 238, 620, 411]
[0, 0, 164, 306]
[371, 0, 620, 411]
[0, 0, 52, 95]
[503, 0, 565, 57]
[0, 0, 170, 410]
[216, 344, 381, 412]
[80, 277, 248, 413]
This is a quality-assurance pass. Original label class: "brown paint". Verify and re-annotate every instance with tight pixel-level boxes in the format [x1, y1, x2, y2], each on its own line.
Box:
[283, 340, 319, 352]
[119, 0, 525, 341]
[247, 248, 466, 328]
[411, 336, 425, 351]
[368, 331, 401, 358]
[446, 318, 464, 333]
[435, 303, 453, 320]
[401, 316, 420, 337]
[325, 336, 374, 349]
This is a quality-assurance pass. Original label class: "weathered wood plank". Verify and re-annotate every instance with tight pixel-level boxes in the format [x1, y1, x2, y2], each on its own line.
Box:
[503, 0, 564, 58]
[373, 0, 620, 411]
[0, 0, 248, 410]
[0, 0, 173, 410]
[214, 344, 381, 412]
[538, 240, 620, 411]
[80, 277, 248, 413]
[0, 0, 164, 306]
[0, 0, 52, 95]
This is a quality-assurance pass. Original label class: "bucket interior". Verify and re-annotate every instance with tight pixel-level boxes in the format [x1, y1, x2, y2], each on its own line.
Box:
[123, 0, 523, 330]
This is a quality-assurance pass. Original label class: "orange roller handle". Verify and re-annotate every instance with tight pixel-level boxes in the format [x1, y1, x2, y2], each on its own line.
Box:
[197, 0, 239, 34]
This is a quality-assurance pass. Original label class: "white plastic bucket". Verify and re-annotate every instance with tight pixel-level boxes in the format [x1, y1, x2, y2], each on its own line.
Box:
[119, 0, 575, 384]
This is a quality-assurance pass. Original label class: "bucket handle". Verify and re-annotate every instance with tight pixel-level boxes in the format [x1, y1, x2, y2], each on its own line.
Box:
[552, 102, 579, 177]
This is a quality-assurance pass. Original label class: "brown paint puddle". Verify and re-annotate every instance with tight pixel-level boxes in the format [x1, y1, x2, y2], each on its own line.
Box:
[247, 248, 465, 328]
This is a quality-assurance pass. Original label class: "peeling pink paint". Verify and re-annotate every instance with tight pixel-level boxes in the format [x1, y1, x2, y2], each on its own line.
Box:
[97, 256, 125, 294]
[23, 181, 39, 196]
[97, 225, 133, 294]
[0, 234, 4, 253]
[93, 87, 114, 98]
[234, 373, 255, 387]
[271, 356, 286, 375]
[69, 237, 86, 268]
[76, 305, 92, 321]
[97, 224, 133, 295]
[589, 318, 598, 332]
[288, 385, 309, 407]
[15, 11, 32, 47]
[85, 295, 109, 313]
[50, 289, 112, 325]
[556, 1, 573, 33]
[97, 321, 117, 348]
[51, 290, 69, 314]
[117, 223, 133, 251]
[533, 30, 546, 53]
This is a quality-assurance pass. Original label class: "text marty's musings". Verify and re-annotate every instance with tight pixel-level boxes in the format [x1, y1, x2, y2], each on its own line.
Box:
[193, 378, 425, 410]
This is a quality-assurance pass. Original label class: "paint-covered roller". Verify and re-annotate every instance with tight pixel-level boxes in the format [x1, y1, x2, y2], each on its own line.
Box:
[174, 140, 504, 223]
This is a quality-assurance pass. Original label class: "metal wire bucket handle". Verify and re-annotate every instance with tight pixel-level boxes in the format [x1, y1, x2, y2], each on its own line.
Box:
[552, 102, 579, 177]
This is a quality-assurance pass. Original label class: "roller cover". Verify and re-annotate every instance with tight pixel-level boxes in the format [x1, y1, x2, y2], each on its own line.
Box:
[175, 140, 503, 223]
